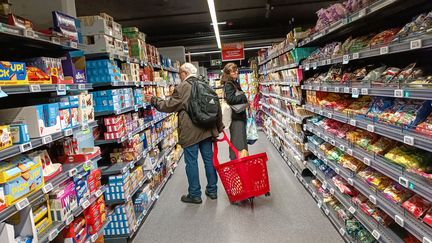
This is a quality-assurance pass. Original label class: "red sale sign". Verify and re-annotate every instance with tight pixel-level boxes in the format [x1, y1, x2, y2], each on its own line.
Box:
[221, 42, 245, 61]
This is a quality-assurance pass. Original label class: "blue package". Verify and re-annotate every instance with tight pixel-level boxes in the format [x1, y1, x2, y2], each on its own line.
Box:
[44, 103, 60, 127]
[9, 124, 30, 144]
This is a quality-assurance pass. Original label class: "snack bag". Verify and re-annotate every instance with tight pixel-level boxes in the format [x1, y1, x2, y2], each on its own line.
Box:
[402, 195, 432, 219]
[382, 182, 413, 203]
[367, 137, 395, 155]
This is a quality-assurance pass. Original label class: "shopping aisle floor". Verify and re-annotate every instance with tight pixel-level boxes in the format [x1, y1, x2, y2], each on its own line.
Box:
[134, 132, 344, 243]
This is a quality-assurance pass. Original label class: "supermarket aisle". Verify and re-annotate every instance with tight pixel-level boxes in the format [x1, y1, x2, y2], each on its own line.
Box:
[134, 132, 343, 243]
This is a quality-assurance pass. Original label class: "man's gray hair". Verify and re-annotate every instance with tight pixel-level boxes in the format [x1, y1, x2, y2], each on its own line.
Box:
[180, 63, 198, 76]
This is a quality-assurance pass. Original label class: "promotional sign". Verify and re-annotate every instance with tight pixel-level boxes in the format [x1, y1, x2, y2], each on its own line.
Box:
[221, 42, 245, 61]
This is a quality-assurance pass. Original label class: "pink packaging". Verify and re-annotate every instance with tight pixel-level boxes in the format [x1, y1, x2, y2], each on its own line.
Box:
[106, 123, 124, 132]
[104, 130, 125, 140]
[49, 181, 78, 221]
[70, 108, 79, 126]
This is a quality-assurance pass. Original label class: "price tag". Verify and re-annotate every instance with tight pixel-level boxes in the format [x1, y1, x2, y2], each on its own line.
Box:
[394, 89, 404, 97]
[154, 193, 159, 199]
[403, 135, 414, 146]
[327, 113, 333, 118]
[321, 86, 328, 92]
[334, 87, 340, 93]
[121, 166, 128, 174]
[339, 228, 346, 236]
[314, 86, 320, 91]
[91, 234, 98, 242]
[399, 176, 409, 188]
[42, 183, 53, 193]
[351, 88, 359, 98]
[330, 140, 336, 146]
[312, 192, 316, 198]
[30, 84, 41, 92]
[326, 59, 332, 65]
[312, 170, 317, 176]
[66, 214, 74, 225]
[348, 178, 354, 186]
[330, 188, 335, 195]
[312, 62, 318, 70]
[380, 46, 389, 55]
[339, 144, 345, 151]
[335, 168, 340, 174]
[82, 200, 91, 209]
[369, 195, 377, 205]
[364, 157, 371, 166]
[361, 88, 368, 95]
[51, 37, 61, 44]
[68, 168, 77, 177]
[48, 229, 59, 241]
[342, 55, 350, 64]
[95, 189, 103, 198]
[395, 215, 404, 227]
[348, 206, 356, 214]
[410, 39, 422, 49]
[19, 142, 32, 152]
[70, 41, 78, 49]
[423, 237, 432, 243]
[78, 84, 86, 90]
[15, 198, 29, 211]
[320, 60, 326, 66]
[63, 128, 73, 137]
[346, 149, 353, 156]
[317, 200, 322, 208]
[294, 171, 298, 177]
[24, 29, 35, 38]
[319, 110, 324, 116]
[304, 63, 310, 71]
[352, 52, 359, 60]
[324, 208, 330, 215]
[42, 135, 53, 144]
[57, 84, 66, 95]
[372, 230, 381, 240]
[349, 119, 357, 126]
[344, 87, 350, 93]
[134, 105, 139, 112]
[358, 8, 367, 18]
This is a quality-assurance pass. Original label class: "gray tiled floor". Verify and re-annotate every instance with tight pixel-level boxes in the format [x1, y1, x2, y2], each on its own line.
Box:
[134, 133, 344, 243]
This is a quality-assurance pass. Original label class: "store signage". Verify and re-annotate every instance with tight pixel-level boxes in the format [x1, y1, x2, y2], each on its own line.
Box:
[210, 59, 222, 66]
[221, 42, 245, 61]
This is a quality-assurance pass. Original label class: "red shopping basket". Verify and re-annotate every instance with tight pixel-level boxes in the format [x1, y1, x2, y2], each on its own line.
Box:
[213, 131, 270, 203]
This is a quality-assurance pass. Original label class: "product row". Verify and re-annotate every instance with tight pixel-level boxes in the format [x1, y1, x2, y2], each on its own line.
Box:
[261, 68, 303, 84]
[306, 92, 432, 137]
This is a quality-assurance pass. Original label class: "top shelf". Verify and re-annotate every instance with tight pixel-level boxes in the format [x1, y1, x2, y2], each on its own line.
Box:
[0, 23, 83, 58]
[258, 44, 295, 66]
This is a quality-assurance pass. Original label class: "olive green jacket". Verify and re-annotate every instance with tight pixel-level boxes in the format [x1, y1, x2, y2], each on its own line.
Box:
[151, 76, 223, 148]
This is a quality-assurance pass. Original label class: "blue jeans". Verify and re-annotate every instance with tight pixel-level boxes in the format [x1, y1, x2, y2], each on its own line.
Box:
[183, 138, 218, 198]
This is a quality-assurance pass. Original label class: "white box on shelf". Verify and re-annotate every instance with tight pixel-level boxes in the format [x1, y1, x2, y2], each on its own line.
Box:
[79, 15, 123, 40]
[83, 34, 116, 54]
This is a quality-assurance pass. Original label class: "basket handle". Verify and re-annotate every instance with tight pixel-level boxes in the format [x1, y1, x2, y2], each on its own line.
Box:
[213, 131, 239, 167]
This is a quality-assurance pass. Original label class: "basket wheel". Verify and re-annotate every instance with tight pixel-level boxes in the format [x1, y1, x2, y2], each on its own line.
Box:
[265, 192, 271, 197]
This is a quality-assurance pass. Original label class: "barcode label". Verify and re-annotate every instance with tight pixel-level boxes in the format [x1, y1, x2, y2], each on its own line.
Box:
[358, 8, 367, 18]
[15, 198, 29, 211]
[66, 214, 74, 225]
[348, 206, 356, 214]
[57, 84, 66, 95]
[348, 178, 354, 186]
[369, 195, 377, 205]
[344, 87, 350, 93]
[312, 62, 318, 70]
[367, 124, 375, 132]
[347, 149, 353, 156]
[19, 142, 32, 152]
[42, 135, 53, 144]
[342, 55, 350, 64]
[64, 128, 73, 136]
[321, 86, 328, 92]
[352, 52, 359, 60]
[339, 228, 346, 236]
[372, 230, 381, 240]
[364, 157, 371, 166]
[68, 168, 78, 177]
[394, 89, 404, 97]
[70, 41, 78, 48]
[395, 215, 404, 227]
[410, 39, 422, 49]
[91, 234, 98, 242]
[380, 46, 389, 55]
[30, 84, 41, 92]
[82, 123, 89, 131]
[361, 88, 368, 95]
[326, 59, 332, 65]
[42, 183, 53, 193]
[95, 189, 103, 198]
[334, 87, 340, 92]
[24, 29, 35, 38]
[78, 84, 86, 90]
[349, 119, 357, 126]
[399, 176, 409, 188]
[403, 136, 414, 146]
[330, 188, 335, 195]
[48, 229, 59, 241]
[351, 88, 359, 98]
[82, 200, 91, 209]
[423, 237, 432, 243]
[335, 168, 340, 174]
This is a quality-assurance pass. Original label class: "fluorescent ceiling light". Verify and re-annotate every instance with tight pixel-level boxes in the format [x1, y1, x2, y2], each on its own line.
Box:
[207, 0, 222, 49]
[210, 21, 227, 26]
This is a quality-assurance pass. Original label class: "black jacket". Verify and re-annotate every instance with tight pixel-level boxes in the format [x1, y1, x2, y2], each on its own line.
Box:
[224, 80, 248, 121]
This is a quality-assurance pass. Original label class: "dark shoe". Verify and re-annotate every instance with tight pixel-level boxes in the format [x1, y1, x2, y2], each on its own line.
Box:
[205, 190, 217, 200]
[181, 194, 202, 204]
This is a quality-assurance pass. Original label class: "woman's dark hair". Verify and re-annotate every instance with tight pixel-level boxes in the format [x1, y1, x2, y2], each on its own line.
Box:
[221, 62, 238, 84]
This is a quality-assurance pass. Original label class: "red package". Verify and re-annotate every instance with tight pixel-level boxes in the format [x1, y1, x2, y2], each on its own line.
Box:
[64, 216, 88, 243]
[424, 209, 432, 227]
[402, 195, 432, 219]
[87, 169, 102, 194]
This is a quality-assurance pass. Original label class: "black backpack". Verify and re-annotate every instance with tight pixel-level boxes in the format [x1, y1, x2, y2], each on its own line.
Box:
[186, 78, 220, 128]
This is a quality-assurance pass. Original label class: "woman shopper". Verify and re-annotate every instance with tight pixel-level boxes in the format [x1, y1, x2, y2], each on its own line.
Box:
[222, 62, 248, 160]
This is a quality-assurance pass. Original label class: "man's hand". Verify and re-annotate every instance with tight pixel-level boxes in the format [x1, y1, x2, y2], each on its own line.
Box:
[144, 94, 153, 103]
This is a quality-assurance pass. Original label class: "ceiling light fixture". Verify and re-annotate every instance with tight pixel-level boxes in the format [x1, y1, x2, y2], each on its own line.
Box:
[207, 0, 222, 49]
[210, 21, 227, 26]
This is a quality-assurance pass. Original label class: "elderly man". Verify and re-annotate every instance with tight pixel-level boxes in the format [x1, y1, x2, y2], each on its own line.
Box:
[145, 63, 223, 204]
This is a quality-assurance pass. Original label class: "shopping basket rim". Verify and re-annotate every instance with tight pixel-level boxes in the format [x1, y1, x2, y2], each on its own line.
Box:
[214, 152, 268, 169]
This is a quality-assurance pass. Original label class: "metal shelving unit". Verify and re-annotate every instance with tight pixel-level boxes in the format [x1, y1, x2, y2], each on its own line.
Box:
[301, 83, 432, 101]
[94, 104, 144, 117]
[306, 161, 404, 243]
[305, 121, 432, 203]
[306, 142, 432, 242]
[304, 104, 432, 153]
[258, 43, 295, 66]
[0, 83, 92, 96]
[259, 63, 298, 75]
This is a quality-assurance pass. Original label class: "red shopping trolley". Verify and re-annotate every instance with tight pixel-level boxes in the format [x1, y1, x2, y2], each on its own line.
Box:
[213, 131, 270, 203]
